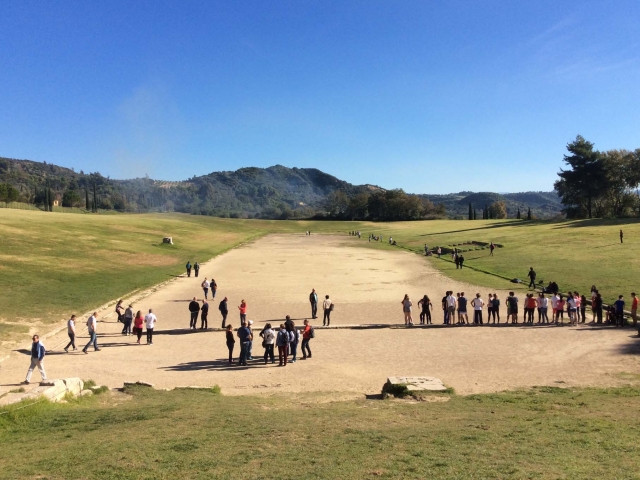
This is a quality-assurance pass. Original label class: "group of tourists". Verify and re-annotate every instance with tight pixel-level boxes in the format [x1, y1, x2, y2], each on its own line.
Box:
[226, 316, 315, 367]
[185, 261, 200, 277]
[399, 288, 638, 327]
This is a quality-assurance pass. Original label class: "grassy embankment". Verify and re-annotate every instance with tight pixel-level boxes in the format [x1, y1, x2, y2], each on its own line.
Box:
[2, 209, 639, 344]
[1, 384, 640, 479]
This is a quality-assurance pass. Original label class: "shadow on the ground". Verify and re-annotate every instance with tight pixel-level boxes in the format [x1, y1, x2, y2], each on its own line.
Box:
[160, 357, 289, 373]
[617, 341, 640, 355]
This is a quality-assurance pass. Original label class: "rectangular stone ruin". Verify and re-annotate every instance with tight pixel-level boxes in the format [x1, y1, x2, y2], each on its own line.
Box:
[384, 376, 448, 394]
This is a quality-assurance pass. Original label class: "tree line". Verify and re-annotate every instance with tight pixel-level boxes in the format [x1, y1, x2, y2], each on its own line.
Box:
[555, 136, 640, 218]
[323, 189, 446, 221]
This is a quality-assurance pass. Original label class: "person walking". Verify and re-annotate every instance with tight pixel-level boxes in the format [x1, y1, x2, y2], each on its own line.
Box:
[145, 309, 157, 345]
[219, 297, 229, 328]
[115, 299, 124, 323]
[620, 229, 624, 244]
[122, 304, 134, 336]
[201, 278, 210, 299]
[322, 295, 332, 326]
[260, 323, 276, 364]
[471, 294, 484, 325]
[418, 295, 432, 325]
[276, 324, 290, 366]
[237, 321, 251, 366]
[458, 255, 465, 269]
[22, 335, 46, 385]
[194, 261, 200, 278]
[309, 288, 318, 319]
[188, 297, 200, 330]
[401, 294, 413, 326]
[210, 278, 218, 299]
[200, 299, 209, 329]
[64, 315, 77, 352]
[133, 310, 144, 344]
[238, 300, 247, 324]
[527, 267, 537, 289]
[82, 312, 100, 353]
[186, 261, 192, 277]
[301, 319, 313, 359]
[489, 242, 495, 256]
[225, 324, 235, 363]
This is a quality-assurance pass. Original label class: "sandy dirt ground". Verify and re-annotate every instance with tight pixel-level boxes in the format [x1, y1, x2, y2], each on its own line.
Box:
[1, 234, 639, 398]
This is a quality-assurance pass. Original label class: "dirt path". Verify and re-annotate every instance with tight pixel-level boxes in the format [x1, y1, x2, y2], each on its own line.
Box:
[2, 234, 639, 398]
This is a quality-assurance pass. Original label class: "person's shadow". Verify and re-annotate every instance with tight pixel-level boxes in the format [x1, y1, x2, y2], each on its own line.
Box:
[160, 358, 273, 372]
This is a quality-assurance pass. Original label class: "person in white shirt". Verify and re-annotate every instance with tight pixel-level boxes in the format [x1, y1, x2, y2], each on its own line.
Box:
[551, 294, 560, 322]
[64, 314, 77, 352]
[201, 278, 210, 299]
[82, 312, 100, 354]
[471, 294, 484, 325]
[446, 293, 456, 323]
[539, 293, 549, 323]
[145, 309, 157, 345]
[322, 295, 333, 326]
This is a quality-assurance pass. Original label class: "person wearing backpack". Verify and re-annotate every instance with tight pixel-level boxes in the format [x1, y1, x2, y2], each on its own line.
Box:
[260, 323, 276, 364]
[194, 261, 200, 278]
[122, 304, 134, 336]
[276, 324, 290, 366]
[301, 319, 314, 359]
[185, 261, 192, 277]
[287, 320, 299, 363]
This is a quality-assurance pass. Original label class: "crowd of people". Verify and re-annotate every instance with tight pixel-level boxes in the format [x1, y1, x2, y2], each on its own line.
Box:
[398, 288, 638, 328]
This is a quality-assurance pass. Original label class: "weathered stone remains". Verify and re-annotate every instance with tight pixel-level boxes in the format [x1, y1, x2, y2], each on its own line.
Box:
[162, 237, 173, 245]
[0, 377, 85, 407]
[384, 376, 448, 393]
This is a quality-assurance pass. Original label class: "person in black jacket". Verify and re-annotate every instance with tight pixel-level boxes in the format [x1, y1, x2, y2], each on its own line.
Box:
[219, 297, 229, 328]
[194, 261, 200, 278]
[309, 288, 318, 319]
[200, 299, 209, 329]
[188, 297, 200, 330]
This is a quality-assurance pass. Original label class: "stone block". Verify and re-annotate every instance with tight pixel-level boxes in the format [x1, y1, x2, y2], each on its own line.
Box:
[385, 376, 448, 393]
[40, 380, 68, 402]
[80, 390, 93, 397]
[63, 377, 84, 396]
[0, 393, 29, 407]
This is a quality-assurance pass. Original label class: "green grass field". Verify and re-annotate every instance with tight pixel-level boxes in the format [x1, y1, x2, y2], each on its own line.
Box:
[1, 209, 639, 344]
[1, 385, 640, 479]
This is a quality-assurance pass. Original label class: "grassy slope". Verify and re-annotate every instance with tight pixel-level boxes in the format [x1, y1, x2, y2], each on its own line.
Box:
[1, 385, 640, 479]
[2, 210, 639, 340]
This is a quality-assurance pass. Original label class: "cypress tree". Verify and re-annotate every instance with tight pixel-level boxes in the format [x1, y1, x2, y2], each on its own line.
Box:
[527, 207, 532, 220]
[85, 189, 90, 210]
[44, 185, 50, 211]
[473, 209, 477, 220]
[92, 183, 97, 212]
[517, 207, 521, 219]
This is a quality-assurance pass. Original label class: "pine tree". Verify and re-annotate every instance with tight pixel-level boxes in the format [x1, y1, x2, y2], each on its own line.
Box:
[468, 202, 473, 220]
[517, 207, 521, 219]
[527, 207, 532, 220]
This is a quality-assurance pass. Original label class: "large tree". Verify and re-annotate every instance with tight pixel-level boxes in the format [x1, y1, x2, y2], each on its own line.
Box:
[554, 135, 608, 218]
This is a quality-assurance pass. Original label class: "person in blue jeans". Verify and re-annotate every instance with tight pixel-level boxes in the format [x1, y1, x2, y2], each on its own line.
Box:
[83, 312, 101, 354]
[237, 321, 251, 366]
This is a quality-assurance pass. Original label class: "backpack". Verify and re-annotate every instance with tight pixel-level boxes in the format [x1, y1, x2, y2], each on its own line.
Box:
[330, 303, 335, 312]
[279, 330, 289, 345]
[309, 326, 315, 339]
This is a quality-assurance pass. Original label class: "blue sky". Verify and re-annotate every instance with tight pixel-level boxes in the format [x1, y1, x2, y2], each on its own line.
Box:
[1, 1, 638, 193]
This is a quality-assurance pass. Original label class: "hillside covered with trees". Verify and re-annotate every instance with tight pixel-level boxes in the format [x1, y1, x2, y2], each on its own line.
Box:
[1, 156, 564, 220]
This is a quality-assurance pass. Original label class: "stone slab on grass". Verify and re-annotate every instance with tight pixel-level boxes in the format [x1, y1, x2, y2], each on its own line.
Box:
[386, 376, 448, 393]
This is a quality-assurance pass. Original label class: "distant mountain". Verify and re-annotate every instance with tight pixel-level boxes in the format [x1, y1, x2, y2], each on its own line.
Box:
[0, 156, 563, 219]
[419, 190, 562, 219]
